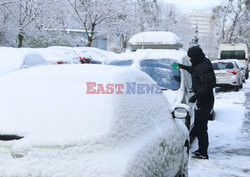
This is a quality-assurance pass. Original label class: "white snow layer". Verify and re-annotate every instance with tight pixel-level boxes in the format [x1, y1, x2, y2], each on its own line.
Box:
[0, 64, 188, 177]
[189, 82, 250, 177]
[128, 31, 183, 46]
[0, 47, 48, 76]
[105, 49, 187, 64]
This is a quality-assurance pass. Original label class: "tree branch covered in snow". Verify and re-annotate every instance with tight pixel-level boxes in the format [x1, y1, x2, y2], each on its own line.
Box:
[212, 0, 248, 44]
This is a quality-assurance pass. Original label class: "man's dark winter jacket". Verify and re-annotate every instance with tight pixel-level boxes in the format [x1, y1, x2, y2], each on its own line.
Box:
[179, 47, 216, 99]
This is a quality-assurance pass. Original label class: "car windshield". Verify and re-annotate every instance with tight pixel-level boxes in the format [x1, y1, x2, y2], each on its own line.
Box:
[107, 60, 133, 66]
[212, 62, 234, 70]
[107, 59, 181, 90]
[140, 59, 180, 90]
[221, 51, 245, 60]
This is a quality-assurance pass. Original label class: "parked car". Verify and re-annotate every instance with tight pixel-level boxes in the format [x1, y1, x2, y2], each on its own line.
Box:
[104, 49, 196, 129]
[218, 43, 249, 79]
[47, 46, 80, 64]
[0, 47, 49, 76]
[73, 47, 117, 64]
[212, 59, 243, 91]
[234, 60, 246, 83]
[0, 64, 189, 177]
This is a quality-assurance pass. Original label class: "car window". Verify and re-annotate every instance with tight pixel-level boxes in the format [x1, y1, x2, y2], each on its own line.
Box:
[234, 62, 239, 69]
[212, 62, 234, 70]
[221, 51, 245, 60]
[23, 54, 48, 68]
[107, 59, 181, 90]
[140, 59, 180, 90]
[107, 60, 133, 66]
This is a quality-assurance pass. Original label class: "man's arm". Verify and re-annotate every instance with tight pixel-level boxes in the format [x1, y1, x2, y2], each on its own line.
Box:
[178, 64, 193, 74]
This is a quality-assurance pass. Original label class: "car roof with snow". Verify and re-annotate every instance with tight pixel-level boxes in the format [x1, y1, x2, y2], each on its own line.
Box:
[0, 64, 171, 146]
[128, 31, 184, 51]
[105, 49, 187, 64]
[73, 47, 117, 63]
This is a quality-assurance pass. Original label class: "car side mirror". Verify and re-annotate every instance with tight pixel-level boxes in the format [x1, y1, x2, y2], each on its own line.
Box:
[171, 103, 190, 119]
[173, 107, 188, 119]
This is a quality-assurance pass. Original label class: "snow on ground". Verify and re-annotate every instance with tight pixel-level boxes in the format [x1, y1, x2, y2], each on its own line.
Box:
[189, 80, 250, 177]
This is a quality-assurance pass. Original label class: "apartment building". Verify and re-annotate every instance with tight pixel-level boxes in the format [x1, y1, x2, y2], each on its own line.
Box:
[187, 10, 216, 36]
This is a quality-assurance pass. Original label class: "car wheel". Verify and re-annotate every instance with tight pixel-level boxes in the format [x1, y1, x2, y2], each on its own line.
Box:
[178, 144, 189, 177]
[234, 85, 239, 91]
[246, 71, 249, 80]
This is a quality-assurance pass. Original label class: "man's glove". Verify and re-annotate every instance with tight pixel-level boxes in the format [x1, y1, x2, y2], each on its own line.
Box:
[178, 63, 184, 69]
[189, 95, 197, 103]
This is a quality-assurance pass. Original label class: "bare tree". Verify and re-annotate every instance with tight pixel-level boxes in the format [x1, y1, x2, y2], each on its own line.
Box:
[213, 0, 248, 43]
[67, 0, 124, 47]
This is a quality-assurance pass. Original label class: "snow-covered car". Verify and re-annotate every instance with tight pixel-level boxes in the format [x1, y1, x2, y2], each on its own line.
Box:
[212, 59, 243, 91]
[0, 47, 49, 76]
[128, 31, 183, 51]
[104, 49, 196, 129]
[30, 47, 80, 65]
[0, 64, 189, 177]
[47, 46, 80, 64]
[234, 59, 246, 83]
[73, 47, 117, 64]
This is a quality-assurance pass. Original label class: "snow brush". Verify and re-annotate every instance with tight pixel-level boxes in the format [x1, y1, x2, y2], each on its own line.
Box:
[171, 62, 179, 70]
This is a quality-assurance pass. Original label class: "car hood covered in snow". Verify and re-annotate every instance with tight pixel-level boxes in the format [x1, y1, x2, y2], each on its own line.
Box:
[0, 64, 178, 146]
[0, 64, 188, 177]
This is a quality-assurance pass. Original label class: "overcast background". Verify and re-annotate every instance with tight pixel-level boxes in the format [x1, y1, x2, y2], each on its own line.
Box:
[162, 0, 223, 12]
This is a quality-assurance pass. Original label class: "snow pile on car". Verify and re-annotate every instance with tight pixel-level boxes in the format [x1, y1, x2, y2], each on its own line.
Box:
[74, 47, 117, 63]
[0, 47, 48, 76]
[0, 64, 188, 177]
[0, 64, 174, 145]
[105, 49, 186, 63]
[128, 31, 184, 51]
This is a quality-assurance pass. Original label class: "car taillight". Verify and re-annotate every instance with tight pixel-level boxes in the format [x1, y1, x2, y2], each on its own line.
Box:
[226, 70, 237, 75]
[56, 61, 64, 64]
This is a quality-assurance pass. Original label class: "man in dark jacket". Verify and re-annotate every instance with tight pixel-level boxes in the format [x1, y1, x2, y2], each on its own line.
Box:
[179, 46, 216, 159]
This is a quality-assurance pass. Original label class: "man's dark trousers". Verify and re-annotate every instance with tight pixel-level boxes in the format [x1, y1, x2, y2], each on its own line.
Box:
[190, 94, 214, 156]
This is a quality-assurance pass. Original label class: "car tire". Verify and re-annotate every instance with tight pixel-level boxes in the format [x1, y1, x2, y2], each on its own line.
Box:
[178, 143, 189, 177]
[246, 71, 249, 80]
[234, 85, 239, 91]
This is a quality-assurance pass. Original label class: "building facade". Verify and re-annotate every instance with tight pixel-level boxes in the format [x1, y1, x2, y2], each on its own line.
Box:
[187, 10, 216, 36]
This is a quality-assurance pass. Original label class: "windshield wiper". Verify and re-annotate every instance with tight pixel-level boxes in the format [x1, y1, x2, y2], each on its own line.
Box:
[0, 134, 24, 141]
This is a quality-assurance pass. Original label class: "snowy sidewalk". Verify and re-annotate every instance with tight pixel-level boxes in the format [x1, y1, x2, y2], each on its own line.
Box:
[189, 80, 250, 177]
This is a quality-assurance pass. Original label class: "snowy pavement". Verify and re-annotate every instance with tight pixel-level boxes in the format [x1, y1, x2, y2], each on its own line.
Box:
[189, 80, 250, 177]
